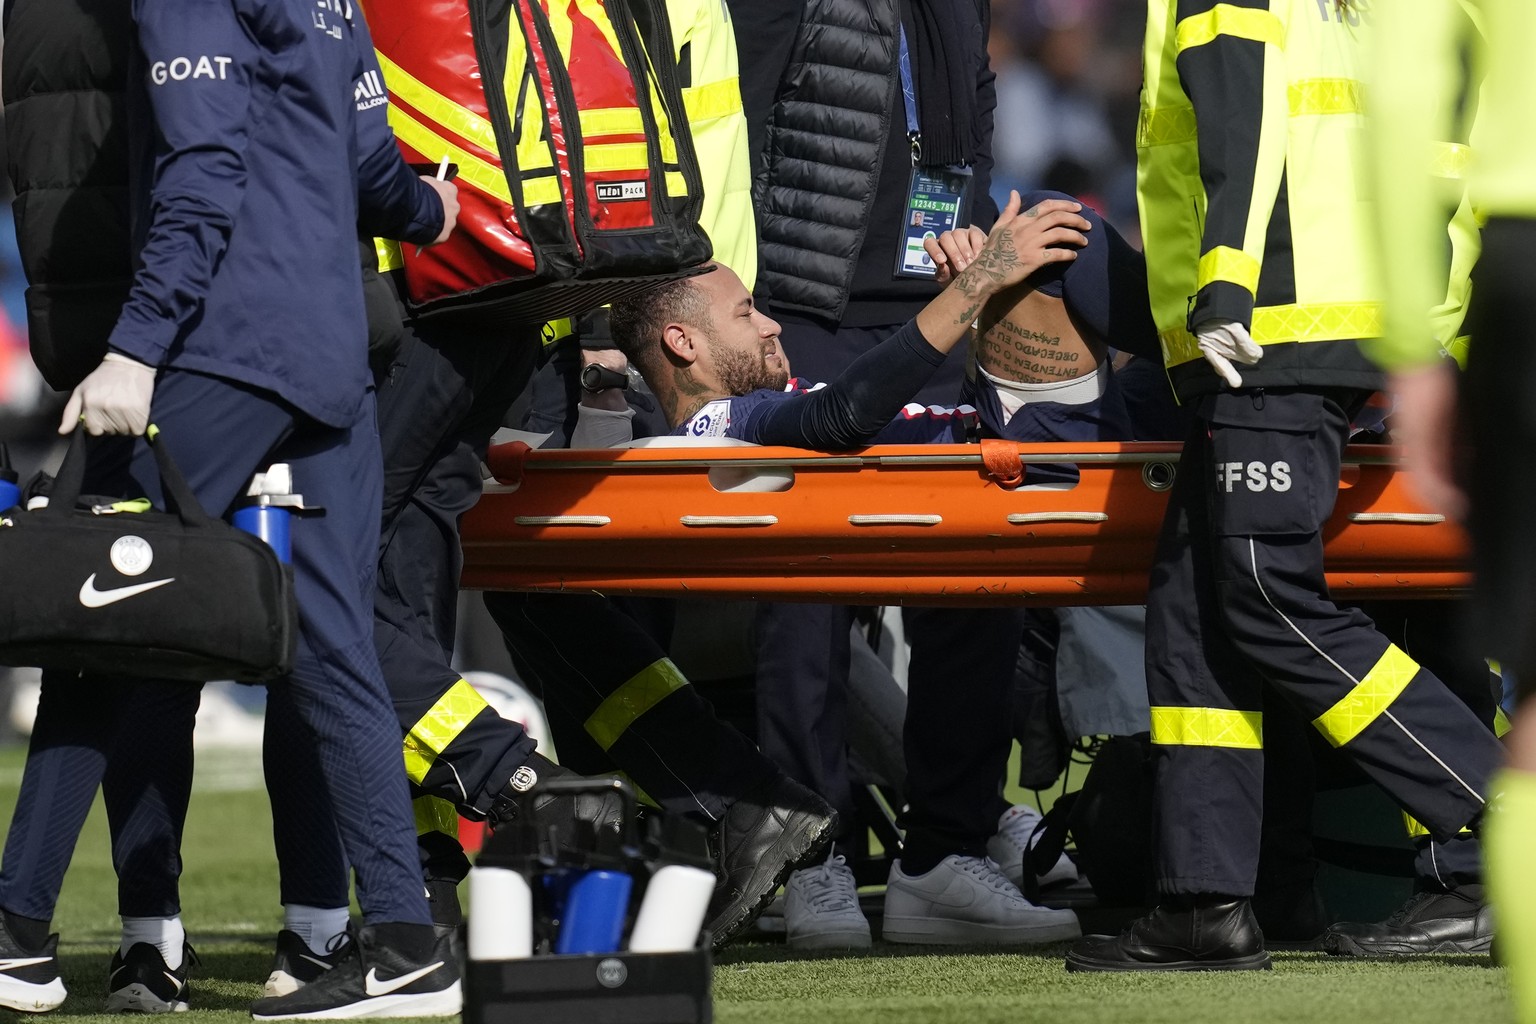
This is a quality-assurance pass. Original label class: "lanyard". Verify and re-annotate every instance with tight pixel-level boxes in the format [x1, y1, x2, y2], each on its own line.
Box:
[898, 25, 920, 165]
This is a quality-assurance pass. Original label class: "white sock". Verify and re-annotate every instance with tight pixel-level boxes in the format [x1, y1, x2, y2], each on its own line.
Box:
[283, 905, 350, 956]
[120, 916, 185, 970]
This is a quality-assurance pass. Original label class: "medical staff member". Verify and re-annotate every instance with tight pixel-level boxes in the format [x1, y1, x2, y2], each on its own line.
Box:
[1066, 0, 1504, 972]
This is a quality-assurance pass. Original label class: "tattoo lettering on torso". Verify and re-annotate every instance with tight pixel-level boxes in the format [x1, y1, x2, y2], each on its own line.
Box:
[983, 316, 1080, 381]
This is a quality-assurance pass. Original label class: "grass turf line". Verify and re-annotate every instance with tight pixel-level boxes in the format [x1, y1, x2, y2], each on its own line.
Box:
[0, 746, 1513, 1024]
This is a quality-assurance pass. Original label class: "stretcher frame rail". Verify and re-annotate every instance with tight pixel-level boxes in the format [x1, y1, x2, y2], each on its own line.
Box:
[459, 441, 1469, 606]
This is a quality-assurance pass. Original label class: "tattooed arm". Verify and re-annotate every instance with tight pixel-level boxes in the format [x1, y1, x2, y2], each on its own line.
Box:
[913, 193, 1090, 356]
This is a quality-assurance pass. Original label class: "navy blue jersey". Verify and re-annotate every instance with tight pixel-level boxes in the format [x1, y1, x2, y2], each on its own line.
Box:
[675, 383, 978, 445]
[109, 0, 441, 427]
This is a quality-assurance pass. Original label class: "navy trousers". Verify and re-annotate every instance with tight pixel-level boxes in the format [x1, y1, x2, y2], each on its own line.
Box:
[1144, 387, 1502, 897]
[371, 309, 540, 818]
[0, 369, 430, 925]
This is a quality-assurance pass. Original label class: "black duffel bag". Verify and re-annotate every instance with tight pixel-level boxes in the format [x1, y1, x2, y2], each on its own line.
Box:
[0, 429, 296, 683]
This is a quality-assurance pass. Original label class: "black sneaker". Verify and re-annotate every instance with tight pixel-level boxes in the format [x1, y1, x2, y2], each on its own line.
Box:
[1321, 887, 1493, 956]
[249, 922, 460, 1020]
[106, 942, 197, 1013]
[0, 917, 65, 1013]
[705, 775, 838, 949]
[485, 753, 628, 849]
[264, 930, 353, 998]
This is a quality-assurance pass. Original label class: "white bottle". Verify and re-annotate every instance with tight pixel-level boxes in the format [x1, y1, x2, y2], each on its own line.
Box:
[626, 863, 716, 952]
[467, 866, 534, 960]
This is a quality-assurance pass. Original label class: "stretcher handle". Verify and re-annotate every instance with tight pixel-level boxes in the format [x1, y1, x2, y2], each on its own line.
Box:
[980, 438, 1024, 489]
[485, 440, 533, 488]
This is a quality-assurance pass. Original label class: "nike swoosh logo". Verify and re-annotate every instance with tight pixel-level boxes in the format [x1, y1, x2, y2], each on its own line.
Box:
[0, 957, 54, 972]
[363, 962, 442, 997]
[298, 955, 334, 971]
[79, 574, 175, 608]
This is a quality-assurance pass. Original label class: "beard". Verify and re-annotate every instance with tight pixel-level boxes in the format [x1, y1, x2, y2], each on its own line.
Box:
[713, 338, 790, 395]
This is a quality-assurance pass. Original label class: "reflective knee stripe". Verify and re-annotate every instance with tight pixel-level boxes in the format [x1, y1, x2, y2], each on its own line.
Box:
[403, 679, 490, 784]
[584, 658, 689, 752]
[414, 795, 461, 838]
[1312, 645, 1419, 748]
[1149, 706, 1263, 749]
[1402, 811, 1473, 840]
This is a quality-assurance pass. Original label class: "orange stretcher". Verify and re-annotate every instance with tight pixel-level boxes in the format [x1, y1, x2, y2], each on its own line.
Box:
[459, 440, 1469, 606]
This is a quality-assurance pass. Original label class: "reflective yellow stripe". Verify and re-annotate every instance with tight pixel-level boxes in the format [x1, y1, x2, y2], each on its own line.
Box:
[664, 170, 687, 197]
[1402, 811, 1472, 840]
[387, 106, 514, 206]
[1137, 104, 1198, 148]
[1432, 142, 1473, 181]
[682, 78, 742, 123]
[403, 679, 490, 783]
[1496, 706, 1513, 738]
[1198, 246, 1261, 294]
[1287, 78, 1365, 118]
[585, 658, 689, 751]
[375, 237, 403, 273]
[1160, 301, 1383, 363]
[1313, 645, 1419, 748]
[586, 142, 651, 173]
[1175, 5, 1285, 53]
[1150, 706, 1263, 749]
[541, 317, 576, 347]
[501, 14, 560, 185]
[581, 107, 646, 137]
[413, 795, 461, 838]
[375, 50, 500, 155]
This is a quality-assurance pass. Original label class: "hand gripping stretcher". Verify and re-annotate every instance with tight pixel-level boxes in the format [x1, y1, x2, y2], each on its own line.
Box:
[459, 440, 1468, 606]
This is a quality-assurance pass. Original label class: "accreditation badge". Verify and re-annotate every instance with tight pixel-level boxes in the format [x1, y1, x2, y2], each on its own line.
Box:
[894, 165, 973, 280]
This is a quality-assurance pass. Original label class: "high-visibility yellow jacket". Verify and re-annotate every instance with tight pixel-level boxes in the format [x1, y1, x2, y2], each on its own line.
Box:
[668, 0, 756, 290]
[1138, 0, 1386, 400]
[1367, 0, 1536, 372]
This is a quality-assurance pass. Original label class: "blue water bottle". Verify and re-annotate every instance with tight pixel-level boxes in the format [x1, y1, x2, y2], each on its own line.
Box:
[0, 444, 19, 514]
[233, 463, 298, 563]
[554, 869, 633, 955]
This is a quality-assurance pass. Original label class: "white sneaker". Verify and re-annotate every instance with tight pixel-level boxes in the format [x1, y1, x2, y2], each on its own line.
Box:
[985, 804, 1080, 892]
[882, 855, 1082, 945]
[784, 852, 872, 950]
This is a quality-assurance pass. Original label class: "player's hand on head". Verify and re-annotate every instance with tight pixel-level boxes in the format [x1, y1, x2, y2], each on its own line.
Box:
[965, 192, 1090, 293]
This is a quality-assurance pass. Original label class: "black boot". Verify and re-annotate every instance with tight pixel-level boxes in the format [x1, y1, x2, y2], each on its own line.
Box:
[705, 776, 837, 949]
[484, 752, 628, 853]
[1066, 895, 1271, 972]
[1321, 885, 1492, 956]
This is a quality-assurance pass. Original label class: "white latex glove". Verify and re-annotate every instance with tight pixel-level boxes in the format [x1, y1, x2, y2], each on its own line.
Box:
[1195, 320, 1264, 389]
[59, 352, 157, 436]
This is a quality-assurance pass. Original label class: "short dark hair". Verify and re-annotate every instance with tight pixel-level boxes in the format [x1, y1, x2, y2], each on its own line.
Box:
[608, 274, 711, 383]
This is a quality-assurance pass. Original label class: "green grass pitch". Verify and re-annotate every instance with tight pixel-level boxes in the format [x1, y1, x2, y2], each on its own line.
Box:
[0, 746, 1514, 1024]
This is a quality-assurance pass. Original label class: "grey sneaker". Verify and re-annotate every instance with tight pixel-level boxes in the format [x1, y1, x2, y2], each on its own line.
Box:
[882, 855, 1082, 945]
[985, 804, 1079, 892]
[784, 852, 871, 951]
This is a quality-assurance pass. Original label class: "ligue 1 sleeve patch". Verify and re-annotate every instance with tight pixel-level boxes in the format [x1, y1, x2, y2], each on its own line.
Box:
[685, 400, 732, 437]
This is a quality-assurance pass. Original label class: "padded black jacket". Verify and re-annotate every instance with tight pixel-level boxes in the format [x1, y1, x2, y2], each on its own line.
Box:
[3, 0, 133, 391]
[745, 0, 994, 323]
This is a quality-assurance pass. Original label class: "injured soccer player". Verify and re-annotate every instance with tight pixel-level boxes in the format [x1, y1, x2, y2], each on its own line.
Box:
[600, 190, 1158, 450]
